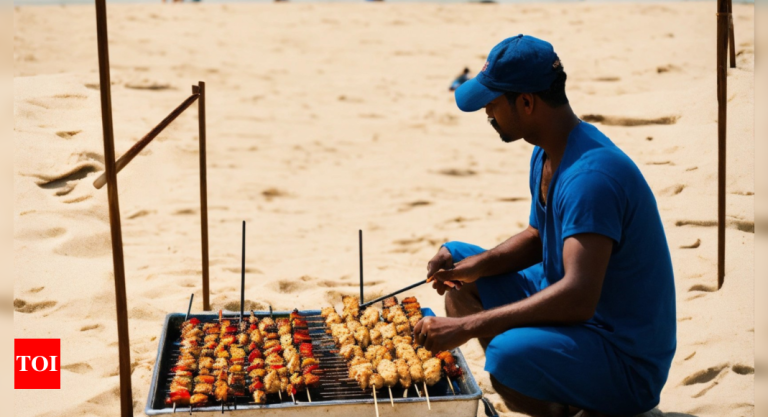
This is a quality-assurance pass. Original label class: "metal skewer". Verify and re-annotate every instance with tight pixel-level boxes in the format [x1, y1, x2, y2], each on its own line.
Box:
[240, 220, 246, 322]
[423, 381, 431, 410]
[184, 293, 194, 321]
[358, 229, 364, 306]
[359, 279, 429, 309]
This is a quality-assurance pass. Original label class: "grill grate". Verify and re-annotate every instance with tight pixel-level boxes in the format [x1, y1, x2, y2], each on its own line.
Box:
[150, 310, 470, 414]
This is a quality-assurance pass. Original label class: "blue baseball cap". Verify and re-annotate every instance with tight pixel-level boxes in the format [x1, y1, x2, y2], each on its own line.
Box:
[455, 35, 561, 112]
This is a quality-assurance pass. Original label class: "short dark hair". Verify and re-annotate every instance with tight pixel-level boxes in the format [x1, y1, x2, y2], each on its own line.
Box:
[505, 69, 569, 108]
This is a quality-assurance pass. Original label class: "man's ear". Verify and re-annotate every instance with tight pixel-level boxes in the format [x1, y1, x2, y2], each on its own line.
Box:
[521, 93, 535, 115]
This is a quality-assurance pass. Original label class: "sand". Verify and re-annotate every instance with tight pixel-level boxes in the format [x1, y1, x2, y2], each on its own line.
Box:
[13, 2, 754, 416]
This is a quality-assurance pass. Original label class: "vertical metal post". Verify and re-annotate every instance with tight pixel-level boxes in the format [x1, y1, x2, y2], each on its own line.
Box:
[196, 81, 211, 310]
[94, 0, 133, 414]
[359, 230, 364, 305]
[717, 0, 728, 289]
[240, 221, 246, 321]
[727, 0, 736, 69]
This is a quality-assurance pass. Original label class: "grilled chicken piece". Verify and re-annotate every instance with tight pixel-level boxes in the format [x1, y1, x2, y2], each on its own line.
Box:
[408, 359, 425, 383]
[189, 393, 208, 406]
[409, 315, 422, 328]
[237, 333, 249, 346]
[213, 357, 228, 370]
[423, 358, 442, 386]
[278, 324, 292, 336]
[369, 373, 385, 390]
[396, 323, 411, 336]
[365, 345, 392, 369]
[359, 307, 381, 328]
[248, 368, 267, 379]
[283, 346, 298, 362]
[354, 326, 371, 349]
[170, 377, 192, 392]
[304, 373, 321, 387]
[264, 370, 281, 394]
[369, 328, 383, 346]
[394, 359, 412, 389]
[345, 320, 362, 334]
[193, 383, 213, 395]
[214, 381, 228, 402]
[230, 345, 246, 360]
[339, 344, 364, 360]
[392, 335, 412, 346]
[249, 311, 259, 324]
[382, 339, 395, 353]
[198, 356, 214, 370]
[253, 389, 267, 404]
[336, 333, 356, 347]
[376, 359, 398, 387]
[379, 323, 397, 339]
[280, 334, 293, 348]
[395, 343, 416, 360]
[384, 305, 404, 322]
[325, 312, 343, 326]
[349, 363, 373, 390]
[180, 346, 202, 357]
[321, 306, 337, 318]
[289, 373, 305, 391]
[436, 351, 463, 378]
[287, 354, 301, 373]
[249, 328, 264, 345]
[416, 347, 432, 362]
[265, 353, 284, 366]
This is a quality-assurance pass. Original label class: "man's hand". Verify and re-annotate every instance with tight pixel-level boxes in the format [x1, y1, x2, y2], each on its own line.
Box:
[413, 316, 472, 353]
[426, 246, 455, 295]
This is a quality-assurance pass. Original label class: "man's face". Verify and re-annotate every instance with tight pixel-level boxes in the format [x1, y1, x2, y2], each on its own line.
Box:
[484, 94, 523, 144]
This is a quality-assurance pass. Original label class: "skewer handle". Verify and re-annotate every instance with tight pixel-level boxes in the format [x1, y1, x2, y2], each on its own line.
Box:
[306, 387, 312, 403]
[359, 279, 428, 309]
[447, 375, 456, 395]
[423, 381, 431, 410]
[185, 293, 194, 320]
[388, 386, 394, 407]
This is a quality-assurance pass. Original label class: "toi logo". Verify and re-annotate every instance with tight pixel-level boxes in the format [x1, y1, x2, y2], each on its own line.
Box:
[15, 339, 60, 389]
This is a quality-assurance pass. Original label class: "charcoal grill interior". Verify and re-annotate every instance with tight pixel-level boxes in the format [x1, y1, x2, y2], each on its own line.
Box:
[146, 309, 482, 415]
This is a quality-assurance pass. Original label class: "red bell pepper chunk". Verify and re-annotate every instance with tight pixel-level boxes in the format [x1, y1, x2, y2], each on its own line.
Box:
[302, 364, 319, 375]
[271, 364, 284, 370]
[188, 318, 200, 326]
[248, 350, 262, 362]
[246, 363, 265, 372]
[166, 390, 191, 405]
[249, 379, 264, 392]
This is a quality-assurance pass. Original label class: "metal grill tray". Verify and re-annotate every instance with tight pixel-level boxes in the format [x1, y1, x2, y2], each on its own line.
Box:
[145, 308, 483, 416]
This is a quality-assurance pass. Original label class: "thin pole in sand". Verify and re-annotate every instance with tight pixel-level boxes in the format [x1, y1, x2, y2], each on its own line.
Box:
[727, 0, 736, 69]
[91, 93, 200, 190]
[716, 0, 729, 289]
[94, 0, 133, 414]
[240, 221, 246, 322]
[359, 229, 364, 306]
[185, 293, 194, 321]
[196, 81, 211, 311]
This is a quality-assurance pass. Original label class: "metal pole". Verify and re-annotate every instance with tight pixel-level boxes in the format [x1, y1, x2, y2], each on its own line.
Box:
[94, 0, 133, 414]
[727, 0, 736, 69]
[240, 221, 246, 321]
[359, 230, 364, 305]
[196, 81, 211, 310]
[717, 0, 728, 289]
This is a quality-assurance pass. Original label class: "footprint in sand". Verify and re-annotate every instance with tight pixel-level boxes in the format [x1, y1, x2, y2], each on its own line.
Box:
[682, 364, 730, 398]
[14, 299, 56, 313]
[437, 168, 476, 177]
[660, 184, 685, 196]
[61, 362, 93, 374]
[580, 114, 679, 126]
[31, 162, 101, 197]
[54, 232, 111, 258]
[688, 284, 716, 293]
[680, 239, 701, 249]
[80, 324, 101, 332]
[675, 219, 754, 233]
[224, 300, 265, 312]
[56, 130, 82, 140]
[731, 364, 754, 375]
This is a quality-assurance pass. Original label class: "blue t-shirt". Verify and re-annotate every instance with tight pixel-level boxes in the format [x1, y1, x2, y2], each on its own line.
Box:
[528, 122, 676, 382]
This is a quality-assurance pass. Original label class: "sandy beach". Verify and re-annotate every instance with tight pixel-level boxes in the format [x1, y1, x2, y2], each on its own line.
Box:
[13, 2, 755, 416]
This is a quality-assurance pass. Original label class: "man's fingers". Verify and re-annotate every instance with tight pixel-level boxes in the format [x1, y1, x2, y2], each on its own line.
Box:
[413, 318, 423, 335]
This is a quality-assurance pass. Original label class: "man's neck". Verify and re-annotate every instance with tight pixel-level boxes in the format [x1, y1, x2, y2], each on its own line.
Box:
[527, 106, 581, 169]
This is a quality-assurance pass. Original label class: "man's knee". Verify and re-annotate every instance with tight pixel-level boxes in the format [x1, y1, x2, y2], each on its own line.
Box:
[444, 282, 483, 318]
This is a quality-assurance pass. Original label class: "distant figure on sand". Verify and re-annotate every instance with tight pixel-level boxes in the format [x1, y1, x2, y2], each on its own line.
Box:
[449, 67, 471, 92]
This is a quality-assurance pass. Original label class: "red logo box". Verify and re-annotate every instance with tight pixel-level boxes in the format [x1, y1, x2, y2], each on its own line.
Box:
[15, 339, 60, 389]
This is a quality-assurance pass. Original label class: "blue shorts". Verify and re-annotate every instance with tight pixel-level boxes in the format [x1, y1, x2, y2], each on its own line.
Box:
[443, 241, 659, 416]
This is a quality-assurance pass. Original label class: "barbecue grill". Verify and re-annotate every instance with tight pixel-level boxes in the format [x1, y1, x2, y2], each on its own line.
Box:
[145, 309, 499, 417]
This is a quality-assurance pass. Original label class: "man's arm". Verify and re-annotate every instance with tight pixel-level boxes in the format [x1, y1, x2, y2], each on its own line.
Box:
[416, 233, 613, 352]
[428, 225, 543, 292]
